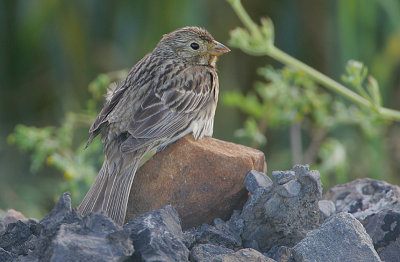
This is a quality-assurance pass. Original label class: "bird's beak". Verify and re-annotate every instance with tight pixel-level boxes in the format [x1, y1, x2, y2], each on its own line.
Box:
[208, 40, 230, 56]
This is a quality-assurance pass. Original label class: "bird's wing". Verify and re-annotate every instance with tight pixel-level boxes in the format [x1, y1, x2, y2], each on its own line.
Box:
[91, 83, 129, 133]
[89, 54, 156, 134]
[85, 83, 129, 148]
[120, 66, 216, 152]
[85, 55, 153, 148]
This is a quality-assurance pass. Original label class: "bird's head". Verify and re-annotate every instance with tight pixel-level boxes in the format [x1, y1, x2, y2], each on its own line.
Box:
[155, 26, 230, 67]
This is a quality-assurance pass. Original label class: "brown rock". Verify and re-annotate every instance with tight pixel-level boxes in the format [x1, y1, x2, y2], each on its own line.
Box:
[125, 135, 266, 229]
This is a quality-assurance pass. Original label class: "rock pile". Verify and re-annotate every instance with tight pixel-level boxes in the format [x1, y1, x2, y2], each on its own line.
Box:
[1, 165, 399, 261]
[0, 193, 133, 262]
[325, 178, 400, 262]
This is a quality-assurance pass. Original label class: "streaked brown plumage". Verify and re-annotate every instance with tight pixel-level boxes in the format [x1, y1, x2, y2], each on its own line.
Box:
[78, 26, 230, 225]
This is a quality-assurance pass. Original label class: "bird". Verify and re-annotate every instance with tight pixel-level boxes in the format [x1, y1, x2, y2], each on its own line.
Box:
[77, 26, 230, 225]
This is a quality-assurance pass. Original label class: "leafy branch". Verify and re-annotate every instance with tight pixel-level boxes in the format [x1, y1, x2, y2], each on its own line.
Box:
[223, 0, 397, 186]
[226, 0, 400, 122]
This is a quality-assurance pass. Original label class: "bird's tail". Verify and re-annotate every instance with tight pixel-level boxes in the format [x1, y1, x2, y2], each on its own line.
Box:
[77, 150, 141, 225]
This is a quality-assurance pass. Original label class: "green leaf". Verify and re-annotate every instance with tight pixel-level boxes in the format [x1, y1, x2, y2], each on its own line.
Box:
[366, 76, 382, 107]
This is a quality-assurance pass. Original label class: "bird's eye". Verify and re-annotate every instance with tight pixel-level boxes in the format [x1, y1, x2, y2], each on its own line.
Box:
[190, 42, 200, 50]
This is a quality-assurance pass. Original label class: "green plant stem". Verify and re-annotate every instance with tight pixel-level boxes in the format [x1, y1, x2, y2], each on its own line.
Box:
[270, 46, 400, 121]
[228, 0, 260, 37]
[269, 47, 370, 109]
[227, 0, 400, 122]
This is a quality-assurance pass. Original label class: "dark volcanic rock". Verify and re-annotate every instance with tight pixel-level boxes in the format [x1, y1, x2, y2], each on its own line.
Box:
[292, 212, 381, 262]
[215, 248, 276, 262]
[124, 205, 189, 262]
[265, 246, 293, 262]
[363, 209, 400, 262]
[241, 165, 322, 252]
[190, 245, 274, 262]
[9, 193, 134, 262]
[271, 170, 295, 185]
[0, 247, 13, 262]
[225, 210, 244, 241]
[0, 219, 41, 257]
[324, 178, 400, 220]
[318, 200, 336, 221]
[47, 213, 133, 262]
[190, 244, 234, 262]
[194, 218, 242, 250]
[184, 214, 243, 252]
[183, 227, 198, 249]
[40, 192, 80, 230]
[244, 170, 273, 194]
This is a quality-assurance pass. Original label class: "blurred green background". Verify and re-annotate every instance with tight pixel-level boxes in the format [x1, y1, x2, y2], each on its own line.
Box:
[1, 0, 400, 219]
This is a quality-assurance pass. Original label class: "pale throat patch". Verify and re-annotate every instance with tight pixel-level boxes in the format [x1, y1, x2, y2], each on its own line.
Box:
[209, 56, 218, 67]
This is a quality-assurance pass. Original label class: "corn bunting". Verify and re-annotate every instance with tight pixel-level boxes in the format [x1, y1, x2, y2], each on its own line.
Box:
[78, 26, 230, 225]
